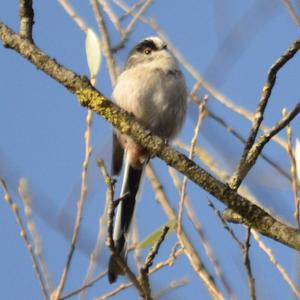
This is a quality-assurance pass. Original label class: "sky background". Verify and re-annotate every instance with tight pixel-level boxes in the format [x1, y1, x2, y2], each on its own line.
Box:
[0, 0, 300, 299]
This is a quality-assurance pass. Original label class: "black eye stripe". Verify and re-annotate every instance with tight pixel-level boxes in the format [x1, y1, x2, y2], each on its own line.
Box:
[134, 40, 158, 53]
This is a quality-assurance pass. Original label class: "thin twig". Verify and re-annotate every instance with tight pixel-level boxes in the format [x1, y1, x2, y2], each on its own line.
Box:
[119, 0, 147, 21]
[153, 277, 189, 300]
[0, 178, 49, 300]
[208, 201, 244, 249]
[229, 102, 300, 190]
[95, 248, 184, 300]
[229, 36, 300, 190]
[98, 160, 115, 248]
[112, 0, 154, 52]
[98, 160, 146, 298]
[209, 201, 256, 299]
[98, 0, 124, 33]
[79, 182, 109, 299]
[53, 110, 93, 299]
[284, 108, 300, 228]
[57, 0, 88, 32]
[283, 0, 300, 27]
[96, 282, 132, 299]
[140, 226, 169, 299]
[19, 0, 34, 42]
[146, 164, 225, 300]
[61, 271, 107, 300]
[251, 229, 300, 298]
[18, 178, 53, 295]
[91, 0, 118, 85]
[178, 98, 207, 237]
[169, 169, 236, 300]
[243, 228, 256, 300]
[191, 93, 292, 182]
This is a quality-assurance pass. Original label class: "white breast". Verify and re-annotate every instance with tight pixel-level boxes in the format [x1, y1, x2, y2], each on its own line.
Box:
[113, 55, 187, 139]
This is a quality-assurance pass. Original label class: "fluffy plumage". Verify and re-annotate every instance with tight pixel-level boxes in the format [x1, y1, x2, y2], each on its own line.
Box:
[108, 36, 187, 283]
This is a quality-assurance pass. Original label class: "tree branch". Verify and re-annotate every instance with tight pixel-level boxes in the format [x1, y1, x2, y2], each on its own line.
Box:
[19, 0, 34, 42]
[229, 102, 300, 189]
[147, 165, 224, 299]
[229, 36, 300, 190]
[140, 226, 169, 300]
[98, 160, 146, 298]
[1, 22, 300, 250]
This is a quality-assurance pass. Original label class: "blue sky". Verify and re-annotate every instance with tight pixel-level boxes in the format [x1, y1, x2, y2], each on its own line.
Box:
[0, 1, 300, 299]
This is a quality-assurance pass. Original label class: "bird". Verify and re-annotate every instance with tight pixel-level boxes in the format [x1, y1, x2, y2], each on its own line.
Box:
[108, 36, 187, 283]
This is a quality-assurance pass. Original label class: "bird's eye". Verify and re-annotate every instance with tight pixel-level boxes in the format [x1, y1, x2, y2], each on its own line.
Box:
[144, 48, 151, 55]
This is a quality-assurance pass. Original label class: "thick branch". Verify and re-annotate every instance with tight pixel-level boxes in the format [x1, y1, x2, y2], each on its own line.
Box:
[1, 22, 300, 250]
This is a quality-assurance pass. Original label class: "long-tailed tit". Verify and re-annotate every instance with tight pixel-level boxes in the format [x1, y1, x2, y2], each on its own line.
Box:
[108, 36, 187, 283]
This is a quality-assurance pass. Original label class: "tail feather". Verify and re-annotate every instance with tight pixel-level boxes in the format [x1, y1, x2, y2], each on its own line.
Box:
[108, 154, 144, 283]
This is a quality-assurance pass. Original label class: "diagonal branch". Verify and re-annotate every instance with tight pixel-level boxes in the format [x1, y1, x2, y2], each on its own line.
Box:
[140, 226, 169, 300]
[1, 22, 300, 250]
[229, 103, 300, 189]
[229, 36, 300, 190]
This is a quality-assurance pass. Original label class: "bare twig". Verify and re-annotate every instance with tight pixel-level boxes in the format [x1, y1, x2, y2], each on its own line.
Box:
[95, 248, 184, 300]
[209, 201, 256, 299]
[119, 0, 147, 21]
[98, 160, 146, 298]
[19, 0, 34, 42]
[169, 169, 236, 300]
[0, 178, 49, 300]
[79, 183, 109, 299]
[112, 0, 154, 52]
[53, 110, 93, 299]
[91, 0, 118, 85]
[229, 36, 300, 190]
[208, 201, 244, 249]
[98, 160, 115, 248]
[61, 271, 107, 300]
[96, 282, 132, 299]
[146, 165, 225, 300]
[283, 0, 300, 27]
[153, 277, 189, 299]
[284, 108, 300, 228]
[191, 93, 292, 181]
[243, 228, 256, 300]
[229, 102, 300, 190]
[57, 0, 88, 32]
[178, 98, 207, 237]
[252, 229, 300, 298]
[140, 226, 169, 299]
[98, 0, 124, 33]
[18, 178, 53, 295]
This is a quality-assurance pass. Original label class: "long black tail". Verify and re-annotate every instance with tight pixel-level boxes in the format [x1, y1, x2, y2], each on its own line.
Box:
[108, 156, 144, 283]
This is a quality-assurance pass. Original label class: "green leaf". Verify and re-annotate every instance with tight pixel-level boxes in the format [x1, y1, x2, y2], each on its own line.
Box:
[137, 219, 177, 249]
